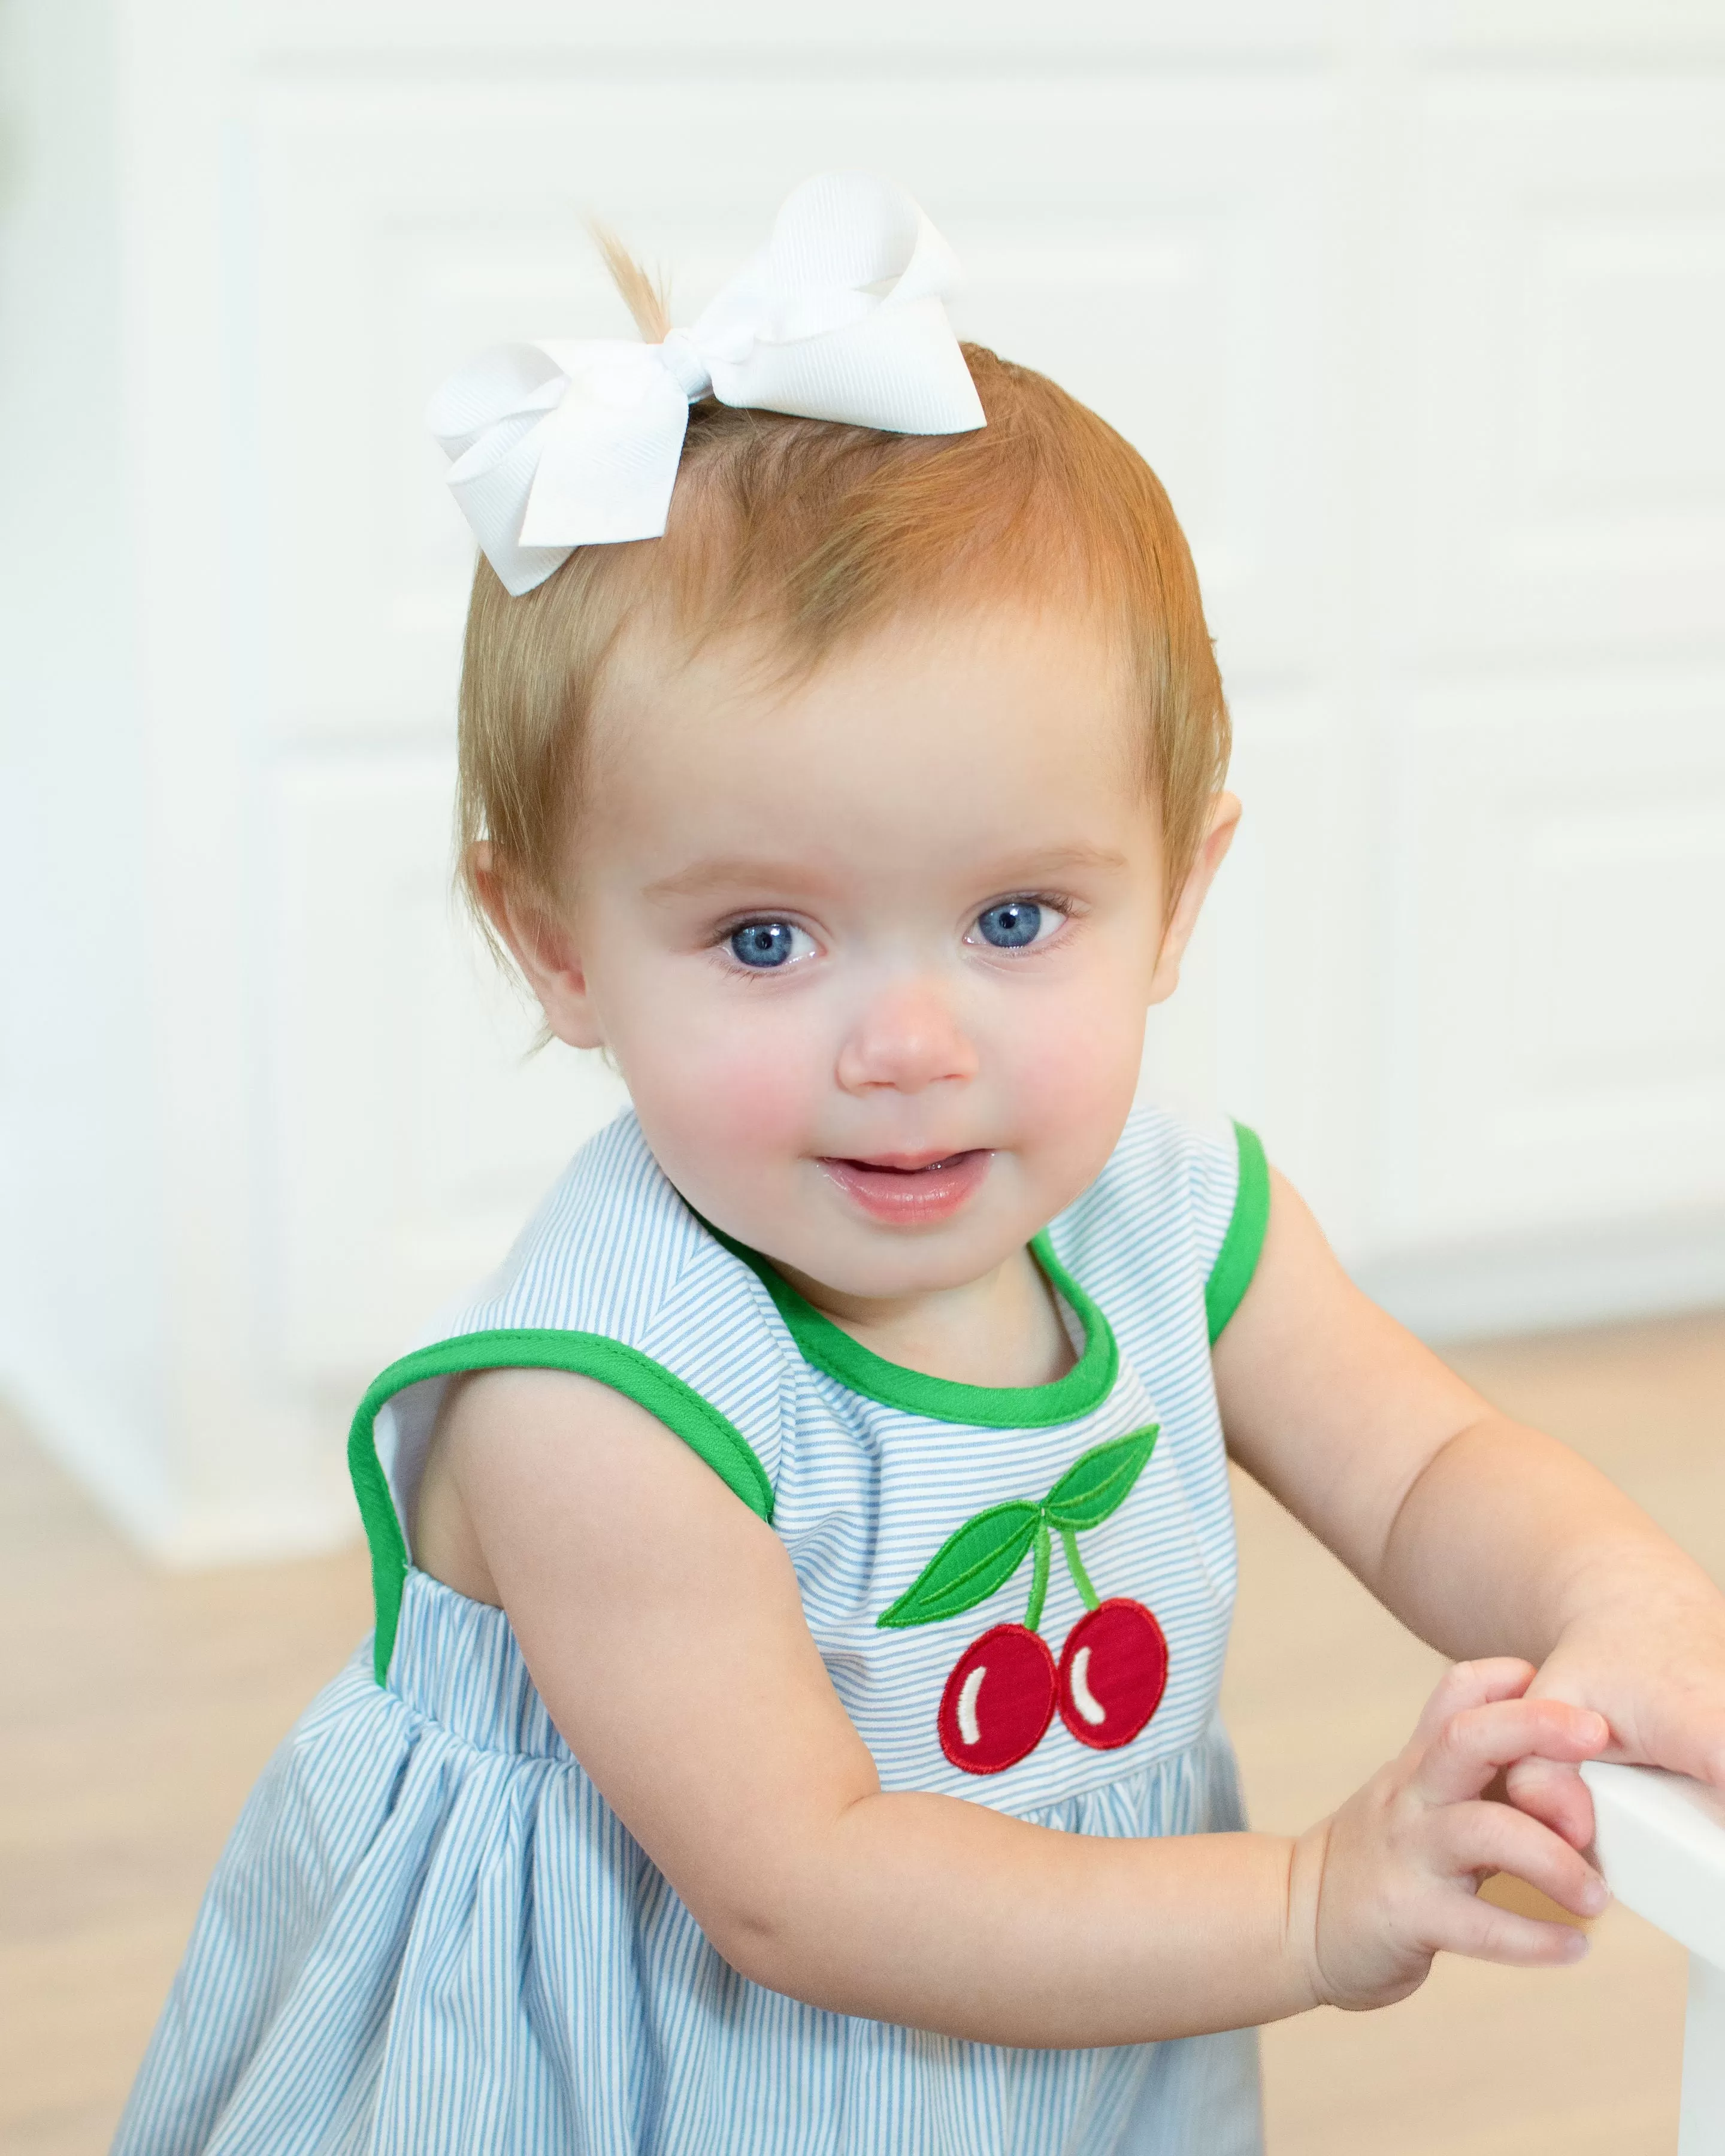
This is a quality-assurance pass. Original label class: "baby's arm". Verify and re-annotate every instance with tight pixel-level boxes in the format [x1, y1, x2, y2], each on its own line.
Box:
[417, 1368, 1604, 2046]
[1214, 1168, 1725, 1843]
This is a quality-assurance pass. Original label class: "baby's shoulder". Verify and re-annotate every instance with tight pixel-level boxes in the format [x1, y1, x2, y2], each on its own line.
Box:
[444, 1111, 798, 1486]
[465, 1113, 725, 1331]
[1052, 1101, 1267, 1344]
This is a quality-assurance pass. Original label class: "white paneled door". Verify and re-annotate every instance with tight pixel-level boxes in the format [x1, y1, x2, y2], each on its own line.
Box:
[2, 1, 1723, 1558]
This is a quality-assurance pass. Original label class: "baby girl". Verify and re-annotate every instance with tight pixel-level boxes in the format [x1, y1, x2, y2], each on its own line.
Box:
[116, 175, 1725, 2156]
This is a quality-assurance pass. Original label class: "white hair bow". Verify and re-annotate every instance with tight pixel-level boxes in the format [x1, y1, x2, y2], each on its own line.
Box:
[426, 173, 986, 597]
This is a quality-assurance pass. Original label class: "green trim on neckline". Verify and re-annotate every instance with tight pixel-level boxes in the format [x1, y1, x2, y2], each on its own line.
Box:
[712, 1228, 1119, 1428]
[1205, 1121, 1271, 1345]
[347, 1327, 774, 1684]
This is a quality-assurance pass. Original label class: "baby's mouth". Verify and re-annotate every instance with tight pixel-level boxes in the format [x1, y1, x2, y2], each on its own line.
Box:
[818, 1149, 992, 1225]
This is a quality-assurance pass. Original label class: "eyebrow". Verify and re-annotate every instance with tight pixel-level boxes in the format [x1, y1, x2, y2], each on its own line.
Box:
[643, 843, 1131, 903]
[643, 858, 841, 903]
[998, 843, 1132, 878]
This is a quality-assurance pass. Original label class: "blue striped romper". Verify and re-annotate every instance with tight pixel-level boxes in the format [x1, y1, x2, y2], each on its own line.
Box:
[115, 1100, 1272, 2156]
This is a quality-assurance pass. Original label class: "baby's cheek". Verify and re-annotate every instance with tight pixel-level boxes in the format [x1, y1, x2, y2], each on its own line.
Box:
[1006, 995, 1144, 1138]
[631, 1010, 823, 1171]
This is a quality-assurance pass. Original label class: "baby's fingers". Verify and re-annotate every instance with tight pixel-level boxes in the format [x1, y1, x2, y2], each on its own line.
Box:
[1505, 1755, 1595, 1851]
[1415, 1698, 1609, 1806]
[1436, 1799, 1609, 1925]
[1427, 1890, 1591, 1972]
[1409, 1658, 1538, 1746]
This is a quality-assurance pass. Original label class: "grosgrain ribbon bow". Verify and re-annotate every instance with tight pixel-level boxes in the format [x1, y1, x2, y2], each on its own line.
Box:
[426, 173, 986, 596]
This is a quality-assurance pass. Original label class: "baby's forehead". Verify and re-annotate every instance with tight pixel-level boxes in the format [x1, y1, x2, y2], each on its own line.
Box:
[578, 607, 1155, 881]
[593, 602, 1140, 761]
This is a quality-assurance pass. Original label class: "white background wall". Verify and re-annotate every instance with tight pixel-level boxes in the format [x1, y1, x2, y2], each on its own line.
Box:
[2, 0, 1723, 1563]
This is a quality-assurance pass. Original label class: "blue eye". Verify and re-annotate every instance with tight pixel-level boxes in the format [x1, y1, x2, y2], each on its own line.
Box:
[974, 900, 1045, 950]
[728, 920, 804, 970]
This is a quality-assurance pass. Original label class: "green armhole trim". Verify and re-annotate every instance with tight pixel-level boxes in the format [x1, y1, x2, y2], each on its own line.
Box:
[710, 1227, 1119, 1429]
[347, 1327, 775, 1685]
[1205, 1121, 1271, 1345]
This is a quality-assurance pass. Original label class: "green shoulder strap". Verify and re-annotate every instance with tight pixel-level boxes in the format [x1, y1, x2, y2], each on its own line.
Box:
[347, 1328, 775, 1683]
[1205, 1121, 1271, 1345]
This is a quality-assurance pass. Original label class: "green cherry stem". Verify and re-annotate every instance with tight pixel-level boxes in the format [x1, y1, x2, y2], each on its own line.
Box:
[1023, 1521, 1052, 1633]
[1060, 1527, 1101, 1612]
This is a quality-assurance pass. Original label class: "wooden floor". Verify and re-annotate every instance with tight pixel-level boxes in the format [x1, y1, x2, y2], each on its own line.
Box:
[3, 1309, 1721, 2154]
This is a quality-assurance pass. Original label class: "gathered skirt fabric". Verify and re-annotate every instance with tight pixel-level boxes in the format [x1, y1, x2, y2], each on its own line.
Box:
[115, 1570, 1263, 2156]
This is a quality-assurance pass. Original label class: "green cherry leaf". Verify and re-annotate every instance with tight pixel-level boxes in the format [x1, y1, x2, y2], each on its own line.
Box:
[876, 1501, 1042, 1630]
[1042, 1425, 1159, 1533]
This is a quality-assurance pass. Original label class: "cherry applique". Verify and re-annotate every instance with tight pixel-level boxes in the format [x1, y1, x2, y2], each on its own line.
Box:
[936, 1625, 1057, 1775]
[1057, 1597, 1169, 1750]
[877, 1425, 1170, 1776]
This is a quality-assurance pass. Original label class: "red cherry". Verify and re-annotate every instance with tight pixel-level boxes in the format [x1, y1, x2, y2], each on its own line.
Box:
[937, 1623, 1058, 1775]
[1056, 1598, 1169, 1751]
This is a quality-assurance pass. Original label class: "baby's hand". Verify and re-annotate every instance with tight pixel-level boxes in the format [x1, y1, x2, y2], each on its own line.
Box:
[1506, 1580, 1725, 1851]
[1289, 1658, 1611, 2012]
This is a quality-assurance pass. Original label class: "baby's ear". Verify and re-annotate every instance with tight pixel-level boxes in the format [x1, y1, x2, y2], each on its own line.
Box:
[1148, 792, 1242, 1006]
[469, 844, 606, 1051]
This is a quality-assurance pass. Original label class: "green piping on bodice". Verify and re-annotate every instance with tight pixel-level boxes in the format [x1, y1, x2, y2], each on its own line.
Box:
[712, 1227, 1119, 1428]
[1206, 1122, 1270, 1345]
[347, 1328, 774, 1683]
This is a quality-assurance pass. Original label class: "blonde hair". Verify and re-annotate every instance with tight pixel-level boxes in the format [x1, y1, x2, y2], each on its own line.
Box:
[458, 273, 1229, 942]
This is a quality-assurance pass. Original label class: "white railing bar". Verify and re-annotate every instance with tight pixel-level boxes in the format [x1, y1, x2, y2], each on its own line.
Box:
[1582, 1761, 1725, 2153]
[1584, 1762, 1725, 1966]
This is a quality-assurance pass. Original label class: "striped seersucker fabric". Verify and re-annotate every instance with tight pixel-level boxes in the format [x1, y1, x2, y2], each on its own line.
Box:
[114, 1103, 1267, 2156]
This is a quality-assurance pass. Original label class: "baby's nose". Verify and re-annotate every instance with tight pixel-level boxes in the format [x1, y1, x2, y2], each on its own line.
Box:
[834, 980, 980, 1094]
